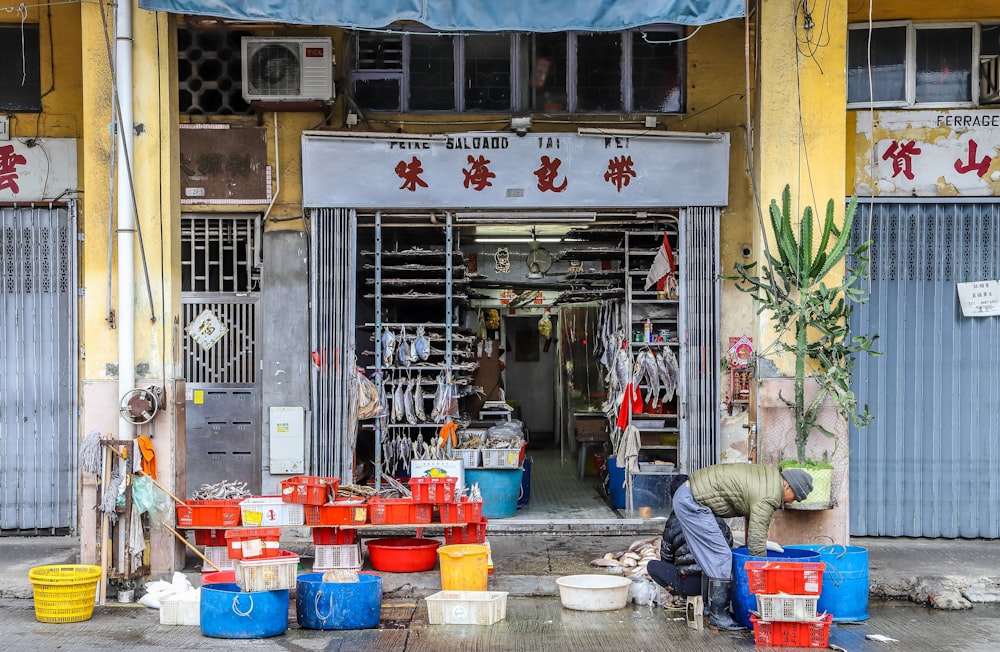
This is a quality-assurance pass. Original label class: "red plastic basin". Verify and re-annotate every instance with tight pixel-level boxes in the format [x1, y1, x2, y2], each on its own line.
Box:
[201, 570, 236, 585]
[365, 537, 441, 572]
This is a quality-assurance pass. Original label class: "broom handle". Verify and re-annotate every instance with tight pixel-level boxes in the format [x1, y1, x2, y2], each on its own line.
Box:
[162, 523, 222, 572]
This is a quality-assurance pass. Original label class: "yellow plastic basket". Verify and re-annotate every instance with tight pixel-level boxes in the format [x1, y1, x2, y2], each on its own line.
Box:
[29, 565, 102, 623]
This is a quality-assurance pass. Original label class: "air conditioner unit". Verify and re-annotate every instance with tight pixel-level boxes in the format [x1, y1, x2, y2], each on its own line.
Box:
[241, 37, 334, 102]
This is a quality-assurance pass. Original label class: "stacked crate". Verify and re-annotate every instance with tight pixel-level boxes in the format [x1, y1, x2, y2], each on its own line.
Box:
[176, 500, 244, 572]
[745, 560, 831, 648]
[406, 477, 488, 544]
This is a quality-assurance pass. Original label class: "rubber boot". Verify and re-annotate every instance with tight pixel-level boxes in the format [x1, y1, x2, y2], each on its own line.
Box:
[706, 578, 747, 631]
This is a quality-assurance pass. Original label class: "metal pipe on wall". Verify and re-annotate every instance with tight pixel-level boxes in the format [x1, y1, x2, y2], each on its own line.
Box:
[115, 0, 135, 438]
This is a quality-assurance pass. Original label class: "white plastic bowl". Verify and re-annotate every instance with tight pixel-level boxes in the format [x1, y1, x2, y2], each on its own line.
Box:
[555, 574, 632, 611]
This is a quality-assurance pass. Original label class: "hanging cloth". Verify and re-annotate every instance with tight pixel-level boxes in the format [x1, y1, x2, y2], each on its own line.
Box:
[644, 232, 677, 293]
[136, 435, 157, 479]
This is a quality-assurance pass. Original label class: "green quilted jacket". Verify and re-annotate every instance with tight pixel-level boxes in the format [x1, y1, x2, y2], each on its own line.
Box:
[688, 463, 784, 557]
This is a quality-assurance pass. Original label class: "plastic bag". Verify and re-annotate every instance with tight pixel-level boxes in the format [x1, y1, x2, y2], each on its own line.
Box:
[130, 475, 173, 527]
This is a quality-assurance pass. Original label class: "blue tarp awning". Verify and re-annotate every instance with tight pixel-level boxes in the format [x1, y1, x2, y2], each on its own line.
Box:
[138, 0, 744, 30]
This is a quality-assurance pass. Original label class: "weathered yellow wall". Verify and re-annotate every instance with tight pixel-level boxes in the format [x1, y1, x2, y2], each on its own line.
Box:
[0, 5, 82, 138]
[754, 0, 851, 544]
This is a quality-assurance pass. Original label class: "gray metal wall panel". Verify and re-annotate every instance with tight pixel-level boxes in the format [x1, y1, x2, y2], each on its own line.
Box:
[850, 202, 1000, 538]
[0, 205, 77, 532]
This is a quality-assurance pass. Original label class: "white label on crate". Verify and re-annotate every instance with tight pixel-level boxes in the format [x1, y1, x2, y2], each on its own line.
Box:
[243, 539, 263, 558]
[805, 577, 819, 593]
[451, 605, 468, 621]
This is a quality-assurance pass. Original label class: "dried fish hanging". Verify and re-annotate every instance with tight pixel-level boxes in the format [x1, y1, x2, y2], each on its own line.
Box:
[414, 326, 431, 361]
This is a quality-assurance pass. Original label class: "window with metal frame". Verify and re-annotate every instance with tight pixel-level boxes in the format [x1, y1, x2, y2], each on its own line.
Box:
[848, 21, 982, 108]
[177, 26, 254, 116]
[349, 26, 685, 114]
[0, 24, 42, 112]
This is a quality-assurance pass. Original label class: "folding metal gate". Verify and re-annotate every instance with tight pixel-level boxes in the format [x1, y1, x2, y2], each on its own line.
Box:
[0, 204, 77, 532]
[850, 201, 1000, 538]
[682, 206, 721, 470]
[181, 214, 262, 496]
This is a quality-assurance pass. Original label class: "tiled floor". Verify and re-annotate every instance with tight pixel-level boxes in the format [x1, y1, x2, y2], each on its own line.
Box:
[508, 446, 620, 521]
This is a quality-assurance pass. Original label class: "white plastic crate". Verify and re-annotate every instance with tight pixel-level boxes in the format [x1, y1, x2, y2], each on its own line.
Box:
[755, 593, 820, 621]
[203, 545, 235, 571]
[313, 543, 363, 571]
[426, 590, 508, 625]
[159, 593, 200, 626]
[233, 551, 300, 592]
[239, 496, 305, 526]
[480, 448, 520, 469]
[452, 448, 480, 468]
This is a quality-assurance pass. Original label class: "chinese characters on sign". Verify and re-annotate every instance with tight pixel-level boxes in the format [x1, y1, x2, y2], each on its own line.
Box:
[185, 308, 230, 350]
[956, 281, 1000, 317]
[858, 111, 1000, 197]
[179, 126, 269, 203]
[303, 131, 732, 208]
[0, 144, 27, 194]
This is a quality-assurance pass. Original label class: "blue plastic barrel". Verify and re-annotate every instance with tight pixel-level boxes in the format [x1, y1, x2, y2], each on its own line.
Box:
[607, 455, 626, 509]
[784, 544, 869, 622]
[731, 546, 822, 629]
[296, 572, 383, 630]
[465, 468, 523, 518]
[200, 583, 289, 639]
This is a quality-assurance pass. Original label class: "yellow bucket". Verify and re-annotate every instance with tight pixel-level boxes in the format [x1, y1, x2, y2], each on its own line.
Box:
[29, 565, 102, 623]
[437, 544, 489, 591]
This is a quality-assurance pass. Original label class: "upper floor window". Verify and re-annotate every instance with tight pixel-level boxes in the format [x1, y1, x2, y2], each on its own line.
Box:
[349, 27, 685, 114]
[848, 22, 982, 108]
[0, 24, 42, 112]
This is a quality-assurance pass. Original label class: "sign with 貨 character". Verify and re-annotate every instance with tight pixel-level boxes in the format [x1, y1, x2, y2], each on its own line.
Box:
[185, 308, 229, 350]
[857, 110, 1000, 197]
[957, 280, 1000, 317]
[179, 125, 270, 203]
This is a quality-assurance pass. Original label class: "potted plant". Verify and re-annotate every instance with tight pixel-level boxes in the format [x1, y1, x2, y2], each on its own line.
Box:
[727, 185, 880, 508]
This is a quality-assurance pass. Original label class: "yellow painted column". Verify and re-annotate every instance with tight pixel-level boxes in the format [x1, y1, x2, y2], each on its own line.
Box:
[752, 0, 851, 543]
[79, 2, 184, 573]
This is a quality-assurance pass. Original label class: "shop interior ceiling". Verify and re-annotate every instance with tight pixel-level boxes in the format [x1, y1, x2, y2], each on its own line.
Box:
[362, 211, 678, 300]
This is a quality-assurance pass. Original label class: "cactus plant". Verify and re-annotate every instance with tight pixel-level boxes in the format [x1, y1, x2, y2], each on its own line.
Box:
[728, 185, 880, 464]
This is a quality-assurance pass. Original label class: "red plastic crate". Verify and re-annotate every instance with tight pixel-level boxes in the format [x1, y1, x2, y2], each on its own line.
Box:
[444, 518, 489, 544]
[750, 614, 832, 648]
[437, 497, 484, 524]
[224, 527, 281, 560]
[280, 475, 341, 506]
[367, 497, 432, 525]
[193, 528, 228, 547]
[744, 561, 825, 595]
[176, 500, 242, 528]
[312, 527, 358, 545]
[305, 500, 368, 526]
[408, 477, 458, 503]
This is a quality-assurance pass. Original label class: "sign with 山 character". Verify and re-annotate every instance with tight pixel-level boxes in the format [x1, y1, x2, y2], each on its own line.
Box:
[185, 308, 229, 350]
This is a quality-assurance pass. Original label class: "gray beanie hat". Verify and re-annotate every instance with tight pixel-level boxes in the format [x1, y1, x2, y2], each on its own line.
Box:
[781, 469, 813, 502]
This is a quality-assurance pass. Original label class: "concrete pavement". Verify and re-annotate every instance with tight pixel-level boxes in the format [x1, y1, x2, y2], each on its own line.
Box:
[3, 529, 998, 608]
[2, 531, 1000, 651]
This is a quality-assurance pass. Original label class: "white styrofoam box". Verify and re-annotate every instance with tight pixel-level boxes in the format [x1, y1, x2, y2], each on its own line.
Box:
[160, 593, 200, 626]
[411, 459, 465, 494]
[426, 590, 508, 625]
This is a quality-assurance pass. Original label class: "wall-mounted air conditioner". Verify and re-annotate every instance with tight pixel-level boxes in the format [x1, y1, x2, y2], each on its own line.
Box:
[241, 37, 334, 102]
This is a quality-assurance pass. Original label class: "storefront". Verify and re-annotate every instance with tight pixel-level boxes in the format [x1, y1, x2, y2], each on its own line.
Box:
[302, 128, 730, 518]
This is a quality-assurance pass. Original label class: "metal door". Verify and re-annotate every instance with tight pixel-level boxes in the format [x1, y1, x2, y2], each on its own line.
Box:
[181, 214, 262, 495]
[0, 204, 77, 532]
[850, 201, 1000, 538]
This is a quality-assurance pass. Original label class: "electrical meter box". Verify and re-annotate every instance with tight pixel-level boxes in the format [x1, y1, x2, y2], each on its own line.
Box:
[269, 406, 305, 474]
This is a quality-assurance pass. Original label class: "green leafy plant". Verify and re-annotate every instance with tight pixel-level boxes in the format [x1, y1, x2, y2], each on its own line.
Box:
[728, 185, 880, 464]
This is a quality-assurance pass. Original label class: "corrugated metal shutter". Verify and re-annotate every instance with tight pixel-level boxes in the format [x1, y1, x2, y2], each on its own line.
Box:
[0, 204, 77, 532]
[681, 206, 721, 470]
[850, 201, 1000, 538]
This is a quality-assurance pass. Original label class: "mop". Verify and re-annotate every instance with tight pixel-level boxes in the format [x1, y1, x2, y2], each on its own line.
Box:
[80, 430, 104, 475]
